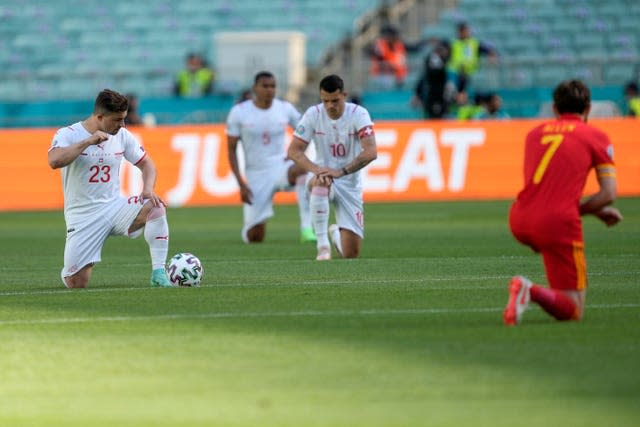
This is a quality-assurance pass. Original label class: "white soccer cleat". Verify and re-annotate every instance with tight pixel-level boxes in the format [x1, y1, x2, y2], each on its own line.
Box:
[503, 275, 532, 326]
[328, 224, 343, 257]
[316, 246, 331, 261]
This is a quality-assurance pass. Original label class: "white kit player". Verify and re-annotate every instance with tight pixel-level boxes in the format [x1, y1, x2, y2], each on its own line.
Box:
[288, 74, 378, 260]
[47, 89, 172, 288]
[227, 71, 315, 243]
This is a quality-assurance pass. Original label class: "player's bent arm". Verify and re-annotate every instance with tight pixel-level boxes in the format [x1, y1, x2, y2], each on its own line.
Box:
[288, 136, 321, 175]
[227, 135, 247, 187]
[341, 135, 378, 176]
[579, 173, 617, 216]
[47, 135, 105, 169]
[136, 156, 164, 206]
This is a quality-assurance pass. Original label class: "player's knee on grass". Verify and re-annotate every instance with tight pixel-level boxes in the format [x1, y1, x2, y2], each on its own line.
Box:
[341, 230, 361, 258]
[246, 223, 266, 243]
[64, 265, 93, 288]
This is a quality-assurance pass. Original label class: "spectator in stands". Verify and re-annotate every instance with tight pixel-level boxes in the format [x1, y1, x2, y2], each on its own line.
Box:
[236, 88, 253, 104]
[124, 93, 157, 127]
[453, 91, 486, 120]
[368, 25, 409, 89]
[473, 93, 510, 119]
[623, 81, 640, 117]
[174, 53, 215, 98]
[124, 93, 143, 126]
[411, 40, 456, 119]
[447, 22, 498, 93]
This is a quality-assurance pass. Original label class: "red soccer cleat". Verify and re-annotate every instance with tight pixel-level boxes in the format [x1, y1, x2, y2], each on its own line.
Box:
[503, 275, 532, 326]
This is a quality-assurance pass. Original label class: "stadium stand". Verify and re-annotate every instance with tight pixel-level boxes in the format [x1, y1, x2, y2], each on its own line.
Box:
[0, 0, 378, 127]
[362, 0, 639, 120]
[1, 0, 638, 126]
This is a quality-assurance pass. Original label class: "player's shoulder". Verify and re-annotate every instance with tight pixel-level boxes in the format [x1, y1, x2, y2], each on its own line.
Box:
[302, 103, 323, 118]
[345, 102, 373, 123]
[580, 121, 609, 139]
[55, 121, 82, 136]
[229, 99, 253, 115]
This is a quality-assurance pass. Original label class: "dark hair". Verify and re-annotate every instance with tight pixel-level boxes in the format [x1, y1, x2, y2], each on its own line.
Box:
[254, 71, 275, 84]
[553, 79, 591, 114]
[625, 81, 639, 93]
[319, 74, 344, 93]
[94, 89, 128, 115]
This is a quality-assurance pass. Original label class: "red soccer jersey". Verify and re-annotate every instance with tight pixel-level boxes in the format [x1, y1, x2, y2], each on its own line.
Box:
[511, 114, 615, 245]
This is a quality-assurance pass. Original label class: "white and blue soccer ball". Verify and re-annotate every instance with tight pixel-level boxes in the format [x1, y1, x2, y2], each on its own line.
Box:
[167, 253, 204, 287]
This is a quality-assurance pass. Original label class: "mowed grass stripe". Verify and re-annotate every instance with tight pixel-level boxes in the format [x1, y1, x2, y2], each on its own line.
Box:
[1, 303, 639, 326]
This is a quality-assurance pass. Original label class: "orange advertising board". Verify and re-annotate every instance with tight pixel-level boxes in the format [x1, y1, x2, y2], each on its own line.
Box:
[1, 119, 639, 212]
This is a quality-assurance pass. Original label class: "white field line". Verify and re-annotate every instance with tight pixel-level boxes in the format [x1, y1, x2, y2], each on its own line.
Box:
[0, 304, 638, 327]
[1, 270, 638, 297]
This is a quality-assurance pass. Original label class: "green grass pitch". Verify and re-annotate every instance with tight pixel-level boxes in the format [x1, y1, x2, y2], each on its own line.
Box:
[1, 199, 638, 427]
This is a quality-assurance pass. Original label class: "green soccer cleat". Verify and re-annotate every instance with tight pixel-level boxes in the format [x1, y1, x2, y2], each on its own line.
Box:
[300, 226, 317, 243]
[150, 268, 173, 288]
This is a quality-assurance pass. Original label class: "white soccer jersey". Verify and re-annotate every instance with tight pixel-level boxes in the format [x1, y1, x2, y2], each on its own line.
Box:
[226, 99, 301, 172]
[50, 122, 146, 225]
[293, 102, 374, 189]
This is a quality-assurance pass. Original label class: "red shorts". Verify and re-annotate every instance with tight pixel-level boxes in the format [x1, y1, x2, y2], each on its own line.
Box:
[539, 240, 587, 291]
[510, 206, 587, 291]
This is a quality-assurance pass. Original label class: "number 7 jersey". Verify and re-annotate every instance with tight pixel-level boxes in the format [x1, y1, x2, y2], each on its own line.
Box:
[50, 122, 146, 224]
[514, 114, 615, 234]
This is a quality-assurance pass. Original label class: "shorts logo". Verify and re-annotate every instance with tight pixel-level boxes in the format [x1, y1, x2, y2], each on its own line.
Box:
[66, 228, 75, 234]
[128, 196, 144, 205]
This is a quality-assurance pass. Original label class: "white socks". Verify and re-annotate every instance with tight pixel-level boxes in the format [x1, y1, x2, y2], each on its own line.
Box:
[310, 186, 330, 249]
[296, 175, 312, 230]
[144, 206, 169, 270]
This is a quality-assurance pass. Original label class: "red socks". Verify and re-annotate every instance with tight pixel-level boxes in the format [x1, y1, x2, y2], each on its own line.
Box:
[530, 285, 580, 321]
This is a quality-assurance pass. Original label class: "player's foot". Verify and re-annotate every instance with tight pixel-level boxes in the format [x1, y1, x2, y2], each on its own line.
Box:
[316, 246, 331, 261]
[329, 224, 343, 257]
[300, 226, 317, 243]
[503, 275, 532, 326]
[150, 268, 173, 288]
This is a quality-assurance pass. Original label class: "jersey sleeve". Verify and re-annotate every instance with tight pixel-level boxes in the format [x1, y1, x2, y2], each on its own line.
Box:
[293, 107, 316, 144]
[122, 129, 146, 165]
[592, 130, 615, 167]
[353, 106, 374, 133]
[50, 127, 72, 150]
[226, 105, 242, 137]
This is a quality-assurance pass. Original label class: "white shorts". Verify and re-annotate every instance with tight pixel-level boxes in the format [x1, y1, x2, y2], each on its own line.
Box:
[241, 160, 293, 242]
[61, 196, 144, 281]
[330, 180, 365, 239]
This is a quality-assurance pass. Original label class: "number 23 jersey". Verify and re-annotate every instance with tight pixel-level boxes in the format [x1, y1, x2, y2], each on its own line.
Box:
[50, 123, 146, 223]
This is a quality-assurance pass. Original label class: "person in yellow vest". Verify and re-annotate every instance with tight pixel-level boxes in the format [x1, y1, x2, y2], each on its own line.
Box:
[174, 53, 215, 98]
[624, 81, 640, 117]
[447, 22, 497, 92]
[369, 25, 409, 89]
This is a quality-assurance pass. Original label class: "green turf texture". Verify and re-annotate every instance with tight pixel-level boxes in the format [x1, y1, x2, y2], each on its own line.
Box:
[1, 199, 638, 427]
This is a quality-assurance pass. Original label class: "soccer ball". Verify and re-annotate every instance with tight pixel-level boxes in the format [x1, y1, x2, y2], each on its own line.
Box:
[167, 253, 204, 287]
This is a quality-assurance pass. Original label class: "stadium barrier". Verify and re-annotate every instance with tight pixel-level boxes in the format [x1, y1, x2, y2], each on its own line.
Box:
[1, 119, 639, 211]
